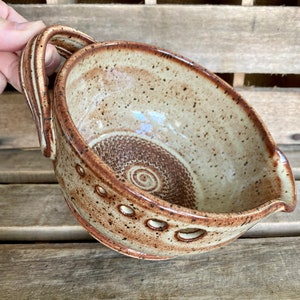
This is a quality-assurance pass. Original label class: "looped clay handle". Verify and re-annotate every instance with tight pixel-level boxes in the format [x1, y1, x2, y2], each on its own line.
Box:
[20, 25, 96, 159]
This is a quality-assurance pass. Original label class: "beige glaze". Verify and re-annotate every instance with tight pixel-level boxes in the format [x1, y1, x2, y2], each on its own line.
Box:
[20, 25, 296, 260]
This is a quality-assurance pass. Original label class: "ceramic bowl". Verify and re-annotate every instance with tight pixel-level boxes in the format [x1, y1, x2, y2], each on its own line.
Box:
[20, 25, 296, 260]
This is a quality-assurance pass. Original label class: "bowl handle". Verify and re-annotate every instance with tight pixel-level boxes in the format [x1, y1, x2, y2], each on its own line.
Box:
[20, 25, 96, 160]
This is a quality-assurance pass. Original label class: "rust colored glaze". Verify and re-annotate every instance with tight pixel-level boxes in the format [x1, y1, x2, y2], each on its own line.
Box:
[20, 25, 296, 260]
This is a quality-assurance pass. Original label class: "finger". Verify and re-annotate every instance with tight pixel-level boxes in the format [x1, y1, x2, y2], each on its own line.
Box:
[45, 44, 62, 76]
[0, 0, 27, 23]
[0, 45, 61, 93]
[0, 51, 21, 92]
[0, 19, 46, 52]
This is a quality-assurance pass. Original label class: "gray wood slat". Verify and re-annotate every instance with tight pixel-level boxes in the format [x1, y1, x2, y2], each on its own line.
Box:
[0, 149, 56, 183]
[1, 238, 300, 299]
[12, 4, 300, 74]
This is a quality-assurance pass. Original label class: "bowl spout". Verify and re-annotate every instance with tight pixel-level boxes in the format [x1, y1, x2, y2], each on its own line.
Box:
[273, 148, 296, 212]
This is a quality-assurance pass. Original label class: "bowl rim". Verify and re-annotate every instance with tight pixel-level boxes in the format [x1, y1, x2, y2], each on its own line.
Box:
[53, 40, 296, 224]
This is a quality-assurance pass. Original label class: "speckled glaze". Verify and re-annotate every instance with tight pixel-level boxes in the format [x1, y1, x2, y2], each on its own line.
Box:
[20, 25, 296, 260]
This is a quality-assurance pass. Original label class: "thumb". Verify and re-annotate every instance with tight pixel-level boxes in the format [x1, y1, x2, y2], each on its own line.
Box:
[0, 19, 45, 52]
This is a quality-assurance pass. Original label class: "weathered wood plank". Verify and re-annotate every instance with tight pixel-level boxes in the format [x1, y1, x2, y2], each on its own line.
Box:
[0, 183, 91, 241]
[12, 4, 300, 74]
[0, 182, 299, 241]
[1, 89, 299, 149]
[1, 238, 300, 299]
[0, 149, 56, 183]
[0, 92, 38, 149]
[0, 184, 77, 227]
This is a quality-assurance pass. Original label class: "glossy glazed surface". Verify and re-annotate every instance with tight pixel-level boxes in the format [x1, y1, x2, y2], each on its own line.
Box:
[20, 26, 296, 259]
[62, 42, 293, 213]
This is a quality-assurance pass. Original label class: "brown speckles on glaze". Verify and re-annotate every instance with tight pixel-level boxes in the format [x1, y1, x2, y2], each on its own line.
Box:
[21, 26, 296, 260]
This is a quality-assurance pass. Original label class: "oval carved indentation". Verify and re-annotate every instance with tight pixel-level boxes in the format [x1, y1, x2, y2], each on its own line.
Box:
[95, 185, 107, 196]
[119, 204, 135, 217]
[146, 219, 168, 231]
[75, 164, 85, 177]
[176, 228, 207, 242]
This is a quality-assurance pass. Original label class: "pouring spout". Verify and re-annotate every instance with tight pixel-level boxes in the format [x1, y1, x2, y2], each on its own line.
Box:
[274, 148, 297, 212]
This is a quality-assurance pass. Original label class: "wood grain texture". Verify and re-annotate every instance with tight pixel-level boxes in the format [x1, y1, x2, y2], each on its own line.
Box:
[12, 4, 300, 74]
[0, 149, 56, 183]
[1, 89, 299, 149]
[0, 92, 38, 149]
[0, 184, 77, 227]
[0, 182, 299, 241]
[1, 238, 300, 299]
[0, 183, 91, 241]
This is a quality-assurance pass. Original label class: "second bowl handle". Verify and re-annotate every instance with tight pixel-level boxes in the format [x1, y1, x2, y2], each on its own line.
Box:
[20, 25, 96, 159]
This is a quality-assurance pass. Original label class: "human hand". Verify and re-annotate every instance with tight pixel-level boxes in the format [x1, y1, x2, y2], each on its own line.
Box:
[0, 0, 60, 93]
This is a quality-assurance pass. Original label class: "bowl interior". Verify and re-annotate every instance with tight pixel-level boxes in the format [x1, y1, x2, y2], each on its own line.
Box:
[62, 42, 280, 213]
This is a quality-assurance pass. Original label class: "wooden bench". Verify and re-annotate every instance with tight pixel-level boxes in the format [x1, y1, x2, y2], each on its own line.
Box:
[1, 1, 299, 298]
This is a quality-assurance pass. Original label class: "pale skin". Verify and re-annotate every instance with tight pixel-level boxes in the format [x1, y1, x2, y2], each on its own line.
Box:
[0, 0, 60, 93]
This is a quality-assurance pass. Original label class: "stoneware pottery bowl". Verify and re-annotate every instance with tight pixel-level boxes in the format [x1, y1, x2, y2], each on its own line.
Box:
[20, 25, 296, 260]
